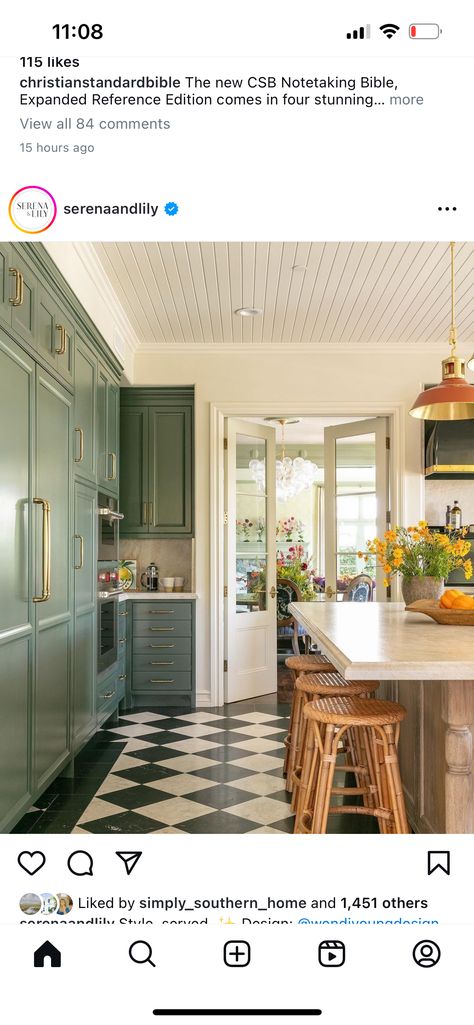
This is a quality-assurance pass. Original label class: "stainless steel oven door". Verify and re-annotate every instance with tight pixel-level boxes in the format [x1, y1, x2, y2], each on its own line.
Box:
[98, 596, 118, 673]
[97, 492, 123, 562]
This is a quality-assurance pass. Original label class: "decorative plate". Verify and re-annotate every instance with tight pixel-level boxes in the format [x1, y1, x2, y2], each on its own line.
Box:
[405, 599, 474, 626]
[119, 559, 137, 590]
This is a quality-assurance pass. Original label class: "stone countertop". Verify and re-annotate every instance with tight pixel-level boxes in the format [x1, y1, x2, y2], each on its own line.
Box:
[289, 601, 474, 681]
[118, 591, 197, 602]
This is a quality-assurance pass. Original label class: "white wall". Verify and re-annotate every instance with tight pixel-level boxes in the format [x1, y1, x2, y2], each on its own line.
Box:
[133, 347, 447, 705]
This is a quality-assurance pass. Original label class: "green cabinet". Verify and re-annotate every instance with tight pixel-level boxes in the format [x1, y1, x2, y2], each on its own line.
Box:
[0, 333, 35, 831]
[120, 388, 194, 537]
[98, 364, 119, 495]
[0, 244, 37, 348]
[73, 482, 97, 751]
[34, 368, 73, 793]
[37, 284, 74, 388]
[130, 600, 195, 708]
[74, 335, 97, 482]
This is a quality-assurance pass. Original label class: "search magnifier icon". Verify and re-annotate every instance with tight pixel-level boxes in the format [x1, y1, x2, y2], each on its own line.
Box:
[129, 940, 156, 967]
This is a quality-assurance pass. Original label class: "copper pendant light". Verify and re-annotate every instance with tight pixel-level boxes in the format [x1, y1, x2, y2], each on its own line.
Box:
[410, 242, 474, 420]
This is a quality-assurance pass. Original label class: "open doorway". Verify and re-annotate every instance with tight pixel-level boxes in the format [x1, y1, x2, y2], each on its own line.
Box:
[222, 412, 393, 706]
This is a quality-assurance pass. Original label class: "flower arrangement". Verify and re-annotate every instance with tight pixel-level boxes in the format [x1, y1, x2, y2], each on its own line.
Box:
[236, 518, 253, 541]
[276, 516, 305, 542]
[359, 522, 473, 587]
[277, 545, 314, 599]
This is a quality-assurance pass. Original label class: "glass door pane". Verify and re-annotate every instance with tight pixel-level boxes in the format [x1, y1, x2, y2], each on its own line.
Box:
[236, 433, 269, 613]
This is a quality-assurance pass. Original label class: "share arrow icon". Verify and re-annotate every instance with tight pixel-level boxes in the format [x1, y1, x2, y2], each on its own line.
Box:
[116, 851, 143, 875]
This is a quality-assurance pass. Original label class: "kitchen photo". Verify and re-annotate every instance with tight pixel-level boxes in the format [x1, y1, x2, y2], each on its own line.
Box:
[2, 239, 474, 836]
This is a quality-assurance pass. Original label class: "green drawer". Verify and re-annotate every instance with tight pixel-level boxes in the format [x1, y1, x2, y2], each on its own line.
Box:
[133, 636, 192, 655]
[132, 601, 192, 620]
[133, 621, 192, 639]
[133, 652, 192, 672]
[131, 670, 192, 693]
[97, 671, 122, 714]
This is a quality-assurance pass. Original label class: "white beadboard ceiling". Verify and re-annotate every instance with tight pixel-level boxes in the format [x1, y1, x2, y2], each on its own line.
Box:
[88, 241, 474, 351]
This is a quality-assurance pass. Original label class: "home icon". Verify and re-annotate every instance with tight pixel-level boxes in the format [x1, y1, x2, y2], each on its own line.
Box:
[34, 941, 62, 967]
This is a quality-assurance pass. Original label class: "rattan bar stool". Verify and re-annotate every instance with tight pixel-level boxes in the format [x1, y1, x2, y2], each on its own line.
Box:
[297, 695, 409, 835]
[288, 673, 380, 815]
[283, 655, 336, 786]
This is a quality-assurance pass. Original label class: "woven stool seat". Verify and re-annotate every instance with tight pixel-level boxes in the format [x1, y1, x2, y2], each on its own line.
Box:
[296, 673, 379, 696]
[307, 695, 406, 727]
[285, 654, 335, 674]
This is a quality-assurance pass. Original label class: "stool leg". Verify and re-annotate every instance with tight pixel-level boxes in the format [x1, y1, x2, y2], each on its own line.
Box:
[294, 717, 318, 832]
[382, 724, 409, 834]
[311, 723, 338, 834]
[283, 686, 297, 780]
[286, 687, 305, 792]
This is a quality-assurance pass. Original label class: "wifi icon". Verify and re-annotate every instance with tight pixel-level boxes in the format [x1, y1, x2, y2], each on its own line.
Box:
[380, 23, 400, 38]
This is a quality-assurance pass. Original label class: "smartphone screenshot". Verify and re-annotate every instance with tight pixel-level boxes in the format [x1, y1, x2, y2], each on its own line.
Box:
[1, 3, 474, 1022]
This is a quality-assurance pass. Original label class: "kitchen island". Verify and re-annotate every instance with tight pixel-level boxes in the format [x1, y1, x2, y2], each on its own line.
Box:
[289, 601, 474, 834]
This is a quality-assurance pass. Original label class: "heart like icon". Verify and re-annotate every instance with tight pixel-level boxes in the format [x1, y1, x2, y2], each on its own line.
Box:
[18, 851, 46, 876]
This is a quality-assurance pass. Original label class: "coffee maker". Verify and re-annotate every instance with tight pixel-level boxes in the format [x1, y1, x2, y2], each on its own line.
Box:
[140, 562, 159, 591]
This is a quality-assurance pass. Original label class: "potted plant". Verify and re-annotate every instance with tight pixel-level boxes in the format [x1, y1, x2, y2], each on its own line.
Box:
[359, 521, 473, 604]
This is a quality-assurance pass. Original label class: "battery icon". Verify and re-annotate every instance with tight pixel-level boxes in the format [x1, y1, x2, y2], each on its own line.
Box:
[409, 23, 440, 39]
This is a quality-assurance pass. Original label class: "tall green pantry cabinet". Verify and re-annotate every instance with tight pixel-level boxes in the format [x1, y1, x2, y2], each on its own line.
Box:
[0, 243, 123, 833]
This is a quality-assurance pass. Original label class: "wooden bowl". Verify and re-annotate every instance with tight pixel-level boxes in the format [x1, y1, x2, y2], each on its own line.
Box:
[405, 599, 474, 625]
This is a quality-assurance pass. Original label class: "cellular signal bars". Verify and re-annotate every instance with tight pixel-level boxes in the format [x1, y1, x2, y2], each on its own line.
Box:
[347, 25, 371, 39]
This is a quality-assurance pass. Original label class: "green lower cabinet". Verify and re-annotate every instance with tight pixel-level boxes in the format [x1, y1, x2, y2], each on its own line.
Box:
[0, 636, 32, 830]
[130, 600, 195, 707]
[73, 482, 96, 752]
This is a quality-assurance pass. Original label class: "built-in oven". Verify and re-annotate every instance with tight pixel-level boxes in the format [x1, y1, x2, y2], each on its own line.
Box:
[97, 492, 124, 673]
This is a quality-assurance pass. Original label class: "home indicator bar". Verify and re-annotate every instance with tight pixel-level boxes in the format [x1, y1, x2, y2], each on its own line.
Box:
[152, 1012, 323, 1017]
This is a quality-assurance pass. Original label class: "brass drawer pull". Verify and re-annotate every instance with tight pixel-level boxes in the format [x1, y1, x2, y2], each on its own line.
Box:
[55, 324, 67, 355]
[107, 452, 117, 480]
[74, 426, 84, 462]
[148, 610, 175, 614]
[149, 644, 175, 649]
[33, 497, 51, 602]
[142, 502, 148, 525]
[119, 610, 128, 617]
[150, 661, 174, 666]
[150, 679, 175, 684]
[119, 638, 126, 645]
[102, 690, 116, 699]
[9, 268, 24, 306]
[73, 533, 84, 570]
[149, 627, 175, 632]
[119, 674, 127, 681]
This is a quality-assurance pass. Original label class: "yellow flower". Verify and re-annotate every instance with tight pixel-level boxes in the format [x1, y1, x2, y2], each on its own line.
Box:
[418, 520, 428, 528]
[383, 563, 392, 574]
[384, 530, 396, 542]
[383, 578, 389, 587]
[464, 560, 473, 580]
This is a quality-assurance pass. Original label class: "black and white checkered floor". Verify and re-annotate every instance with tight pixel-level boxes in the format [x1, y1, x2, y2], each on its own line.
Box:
[14, 699, 298, 835]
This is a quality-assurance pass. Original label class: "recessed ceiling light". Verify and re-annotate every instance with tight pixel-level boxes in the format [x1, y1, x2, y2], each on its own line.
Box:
[234, 307, 263, 317]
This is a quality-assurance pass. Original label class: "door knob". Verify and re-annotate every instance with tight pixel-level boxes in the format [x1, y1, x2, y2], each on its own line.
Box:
[325, 585, 335, 599]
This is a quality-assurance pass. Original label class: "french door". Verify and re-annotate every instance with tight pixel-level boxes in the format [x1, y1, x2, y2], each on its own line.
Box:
[324, 417, 389, 601]
[224, 419, 277, 702]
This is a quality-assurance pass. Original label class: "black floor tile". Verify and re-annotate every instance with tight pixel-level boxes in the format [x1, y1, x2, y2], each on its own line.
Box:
[79, 811, 164, 833]
[190, 763, 255, 784]
[113, 762, 179, 784]
[103, 785, 176, 810]
[184, 784, 255, 810]
[179, 811, 257, 834]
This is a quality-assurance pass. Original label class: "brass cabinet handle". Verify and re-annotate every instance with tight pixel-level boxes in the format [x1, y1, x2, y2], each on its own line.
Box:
[73, 533, 84, 570]
[119, 674, 127, 681]
[107, 452, 117, 480]
[142, 502, 148, 525]
[55, 324, 67, 355]
[118, 610, 128, 617]
[74, 426, 84, 463]
[149, 610, 175, 614]
[118, 638, 126, 645]
[149, 644, 175, 649]
[9, 268, 24, 306]
[148, 501, 153, 524]
[33, 498, 51, 602]
[150, 679, 175, 684]
[102, 690, 116, 699]
[269, 585, 276, 599]
[149, 627, 175, 632]
[150, 661, 174, 665]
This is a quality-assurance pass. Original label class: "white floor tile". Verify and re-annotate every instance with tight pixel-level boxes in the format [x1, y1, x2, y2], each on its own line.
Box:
[162, 738, 221, 754]
[121, 739, 157, 753]
[231, 712, 282, 724]
[155, 754, 221, 773]
[134, 798, 212, 825]
[145, 774, 218, 796]
[228, 738, 285, 754]
[225, 797, 293, 825]
[105, 723, 161, 738]
[247, 826, 288, 834]
[119, 712, 168, 723]
[95, 775, 138, 797]
[228, 753, 285, 772]
[77, 798, 125, 824]
[169, 724, 223, 737]
[172, 712, 226, 723]
[110, 753, 148, 772]
[229, 724, 287, 738]
[225, 774, 286, 797]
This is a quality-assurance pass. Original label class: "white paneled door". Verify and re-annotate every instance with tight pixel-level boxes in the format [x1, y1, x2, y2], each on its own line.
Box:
[224, 419, 277, 703]
[324, 417, 389, 602]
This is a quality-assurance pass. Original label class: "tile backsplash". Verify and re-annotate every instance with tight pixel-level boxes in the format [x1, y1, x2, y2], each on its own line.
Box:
[425, 481, 474, 528]
[119, 539, 194, 591]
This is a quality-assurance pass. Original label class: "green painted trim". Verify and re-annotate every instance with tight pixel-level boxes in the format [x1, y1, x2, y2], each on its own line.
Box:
[120, 386, 194, 405]
[12, 242, 123, 381]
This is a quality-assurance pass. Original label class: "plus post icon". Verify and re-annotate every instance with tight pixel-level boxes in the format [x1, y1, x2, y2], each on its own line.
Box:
[223, 941, 251, 967]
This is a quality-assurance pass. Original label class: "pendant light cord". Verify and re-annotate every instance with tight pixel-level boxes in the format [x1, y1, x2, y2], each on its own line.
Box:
[450, 241, 457, 353]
